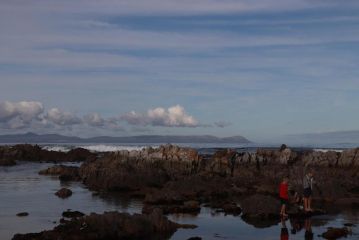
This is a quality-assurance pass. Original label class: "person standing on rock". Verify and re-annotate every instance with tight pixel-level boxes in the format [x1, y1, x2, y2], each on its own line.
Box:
[303, 170, 315, 212]
[279, 176, 289, 218]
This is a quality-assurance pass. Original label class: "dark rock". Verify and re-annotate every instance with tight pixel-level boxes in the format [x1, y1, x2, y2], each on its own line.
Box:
[55, 188, 73, 198]
[241, 194, 280, 218]
[321, 227, 350, 239]
[0, 144, 96, 164]
[79, 145, 201, 191]
[12, 210, 197, 240]
[344, 223, 355, 227]
[288, 208, 326, 219]
[0, 158, 16, 166]
[240, 194, 281, 228]
[39, 165, 80, 181]
[59, 218, 69, 224]
[187, 237, 202, 240]
[206, 200, 242, 216]
[62, 210, 85, 218]
[16, 212, 29, 217]
[142, 201, 201, 215]
[218, 202, 242, 216]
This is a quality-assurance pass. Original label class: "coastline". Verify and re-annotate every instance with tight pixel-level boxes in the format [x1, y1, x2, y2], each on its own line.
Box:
[1, 144, 359, 239]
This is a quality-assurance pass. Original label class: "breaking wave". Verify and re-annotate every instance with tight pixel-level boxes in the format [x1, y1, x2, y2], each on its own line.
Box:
[42, 144, 159, 153]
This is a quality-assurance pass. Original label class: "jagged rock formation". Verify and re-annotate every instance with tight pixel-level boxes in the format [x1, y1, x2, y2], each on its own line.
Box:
[39, 165, 80, 181]
[12, 210, 196, 240]
[76, 144, 359, 225]
[0, 144, 96, 165]
[79, 145, 201, 191]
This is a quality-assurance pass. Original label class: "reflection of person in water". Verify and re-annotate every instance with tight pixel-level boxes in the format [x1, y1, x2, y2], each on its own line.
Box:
[289, 217, 303, 235]
[288, 217, 314, 240]
[280, 218, 289, 240]
[304, 218, 313, 240]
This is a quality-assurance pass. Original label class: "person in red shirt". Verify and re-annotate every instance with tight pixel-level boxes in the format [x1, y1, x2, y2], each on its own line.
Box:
[279, 176, 289, 218]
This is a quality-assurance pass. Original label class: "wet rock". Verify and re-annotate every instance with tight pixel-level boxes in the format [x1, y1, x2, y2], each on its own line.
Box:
[39, 165, 80, 181]
[62, 210, 85, 218]
[16, 212, 29, 217]
[0, 144, 96, 163]
[288, 208, 326, 219]
[142, 201, 201, 215]
[217, 202, 242, 216]
[0, 158, 16, 166]
[144, 189, 186, 205]
[240, 194, 281, 228]
[55, 188, 73, 198]
[12, 210, 197, 240]
[205, 200, 242, 216]
[344, 223, 355, 227]
[321, 227, 350, 239]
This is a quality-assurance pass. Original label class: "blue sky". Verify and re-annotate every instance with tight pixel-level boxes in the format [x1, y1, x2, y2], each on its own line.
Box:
[1, 0, 359, 141]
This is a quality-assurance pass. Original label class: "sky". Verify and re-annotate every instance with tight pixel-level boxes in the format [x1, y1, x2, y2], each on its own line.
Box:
[1, 0, 359, 141]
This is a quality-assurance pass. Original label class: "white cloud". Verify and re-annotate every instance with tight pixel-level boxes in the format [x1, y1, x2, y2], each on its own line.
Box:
[0, 101, 204, 133]
[121, 105, 199, 127]
[0, 101, 44, 122]
[45, 108, 82, 126]
[83, 112, 105, 127]
[0, 101, 44, 129]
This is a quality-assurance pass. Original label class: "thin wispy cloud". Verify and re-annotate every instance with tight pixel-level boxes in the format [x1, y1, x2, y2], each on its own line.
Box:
[1, 1, 359, 138]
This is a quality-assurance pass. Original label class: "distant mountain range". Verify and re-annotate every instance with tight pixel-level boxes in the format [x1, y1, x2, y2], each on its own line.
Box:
[0, 132, 251, 144]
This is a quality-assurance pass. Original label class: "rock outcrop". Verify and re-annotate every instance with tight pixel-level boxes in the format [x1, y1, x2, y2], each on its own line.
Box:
[39, 165, 80, 181]
[12, 210, 196, 240]
[76, 144, 359, 222]
[240, 194, 281, 228]
[0, 144, 96, 165]
[79, 145, 201, 191]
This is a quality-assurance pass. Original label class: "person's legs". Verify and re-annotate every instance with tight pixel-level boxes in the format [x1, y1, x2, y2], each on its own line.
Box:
[280, 204, 285, 215]
[280, 200, 288, 217]
[308, 196, 312, 211]
[304, 197, 308, 211]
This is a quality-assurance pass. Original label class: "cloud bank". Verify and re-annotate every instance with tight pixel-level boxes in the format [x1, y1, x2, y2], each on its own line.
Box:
[121, 105, 199, 127]
[0, 101, 225, 134]
[0, 101, 44, 129]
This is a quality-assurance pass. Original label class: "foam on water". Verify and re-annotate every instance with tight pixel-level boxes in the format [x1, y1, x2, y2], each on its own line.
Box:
[41, 144, 159, 153]
[81, 145, 157, 152]
[313, 148, 344, 153]
[42, 146, 70, 152]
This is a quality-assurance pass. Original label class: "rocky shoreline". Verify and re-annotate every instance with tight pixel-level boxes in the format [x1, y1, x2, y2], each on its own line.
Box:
[13, 209, 196, 240]
[2, 144, 359, 239]
[0, 144, 96, 166]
